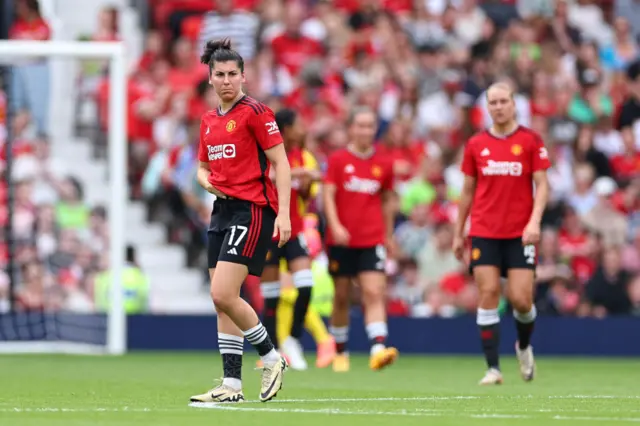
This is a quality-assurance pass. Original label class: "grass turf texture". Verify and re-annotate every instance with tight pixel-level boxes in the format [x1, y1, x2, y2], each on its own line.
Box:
[0, 353, 639, 426]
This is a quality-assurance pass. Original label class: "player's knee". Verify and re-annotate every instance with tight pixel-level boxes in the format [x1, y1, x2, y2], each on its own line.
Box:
[210, 289, 235, 313]
[478, 287, 501, 307]
[360, 285, 383, 305]
[510, 295, 533, 314]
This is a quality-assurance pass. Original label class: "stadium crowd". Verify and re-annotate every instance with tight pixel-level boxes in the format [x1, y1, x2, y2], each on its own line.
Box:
[0, 0, 125, 313]
[2, 0, 640, 318]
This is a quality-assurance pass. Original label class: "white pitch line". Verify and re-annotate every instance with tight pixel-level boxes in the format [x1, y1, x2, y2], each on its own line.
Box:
[189, 395, 640, 407]
[202, 404, 640, 422]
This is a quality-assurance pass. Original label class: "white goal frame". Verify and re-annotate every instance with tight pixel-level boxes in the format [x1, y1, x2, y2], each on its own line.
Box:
[0, 41, 127, 355]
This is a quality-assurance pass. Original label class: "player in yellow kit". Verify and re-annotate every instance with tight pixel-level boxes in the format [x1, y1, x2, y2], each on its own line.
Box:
[276, 216, 335, 368]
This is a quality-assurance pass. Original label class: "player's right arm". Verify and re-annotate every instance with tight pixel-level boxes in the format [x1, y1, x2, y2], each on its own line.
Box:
[453, 141, 478, 261]
[197, 118, 228, 199]
[322, 154, 350, 245]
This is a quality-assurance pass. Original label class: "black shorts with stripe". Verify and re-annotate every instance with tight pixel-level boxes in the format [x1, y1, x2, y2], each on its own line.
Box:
[469, 237, 536, 278]
[207, 199, 276, 276]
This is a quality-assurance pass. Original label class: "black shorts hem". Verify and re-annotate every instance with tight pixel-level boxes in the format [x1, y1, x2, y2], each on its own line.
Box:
[327, 245, 386, 278]
[469, 236, 536, 279]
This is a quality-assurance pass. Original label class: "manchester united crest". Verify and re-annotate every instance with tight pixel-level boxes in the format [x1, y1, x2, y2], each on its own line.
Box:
[472, 248, 481, 261]
[371, 165, 382, 177]
[511, 144, 522, 156]
[226, 120, 236, 132]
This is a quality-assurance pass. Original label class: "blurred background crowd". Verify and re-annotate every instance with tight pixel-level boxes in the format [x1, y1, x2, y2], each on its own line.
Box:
[1, 0, 640, 318]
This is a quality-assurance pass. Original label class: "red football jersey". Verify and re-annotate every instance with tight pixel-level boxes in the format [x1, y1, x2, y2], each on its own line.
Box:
[288, 147, 305, 238]
[198, 96, 282, 213]
[324, 148, 393, 247]
[461, 126, 551, 239]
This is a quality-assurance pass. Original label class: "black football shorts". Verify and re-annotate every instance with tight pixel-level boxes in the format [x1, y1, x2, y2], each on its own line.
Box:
[469, 237, 536, 278]
[207, 199, 276, 276]
[327, 245, 387, 278]
[264, 233, 310, 268]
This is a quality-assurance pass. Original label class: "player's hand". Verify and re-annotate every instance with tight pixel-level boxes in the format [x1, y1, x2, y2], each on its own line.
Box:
[522, 221, 541, 246]
[332, 224, 350, 246]
[205, 183, 228, 199]
[305, 169, 322, 181]
[274, 214, 291, 248]
[385, 236, 398, 259]
[452, 235, 465, 261]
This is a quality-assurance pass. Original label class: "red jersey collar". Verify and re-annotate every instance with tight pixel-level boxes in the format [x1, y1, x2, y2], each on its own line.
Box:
[217, 94, 247, 116]
[347, 144, 375, 159]
[487, 124, 521, 140]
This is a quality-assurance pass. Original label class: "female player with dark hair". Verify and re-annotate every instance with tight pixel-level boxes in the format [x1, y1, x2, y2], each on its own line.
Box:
[189, 39, 291, 404]
[323, 106, 398, 373]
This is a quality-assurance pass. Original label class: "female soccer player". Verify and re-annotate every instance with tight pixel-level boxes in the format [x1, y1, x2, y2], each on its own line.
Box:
[190, 39, 291, 404]
[453, 82, 550, 385]
[323, 106, 398, 372]
[259, 108, 322, 371]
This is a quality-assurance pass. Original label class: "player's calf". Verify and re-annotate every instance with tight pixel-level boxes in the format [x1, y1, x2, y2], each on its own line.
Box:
[361, 273, 398, 371]
[261, 281, 281, 349]
[477, 308, 501, 373]
[513, 304, 537, 382]
[512, 302, 536, 351]
[284, 269, 313, 371]
[330, 277, 351, 355]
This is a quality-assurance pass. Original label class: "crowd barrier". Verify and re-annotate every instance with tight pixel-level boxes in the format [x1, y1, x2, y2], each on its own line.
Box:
[127, 314, 640, 356]
[1, 313, 638, 355]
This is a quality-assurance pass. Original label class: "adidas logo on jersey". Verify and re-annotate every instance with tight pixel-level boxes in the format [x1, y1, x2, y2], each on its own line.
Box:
[481, 148, 490, 156]
[227, 248, 238, 255]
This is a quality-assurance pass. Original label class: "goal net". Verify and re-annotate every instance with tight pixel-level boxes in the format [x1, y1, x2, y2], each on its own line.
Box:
[0, 41, 127, 355]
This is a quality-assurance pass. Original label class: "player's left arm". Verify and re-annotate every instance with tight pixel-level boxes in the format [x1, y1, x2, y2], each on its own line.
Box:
[381, 163, 397, 255]
[523, 137, 552, 245]
[382, 189, 397, 256]
[529, 170, 549, 226]
[249, 106, 292, 246]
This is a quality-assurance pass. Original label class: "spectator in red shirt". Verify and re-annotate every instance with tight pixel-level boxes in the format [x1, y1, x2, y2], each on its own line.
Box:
[610, 130, 640, 182]
[168, 38, 208, 97]
[9, 0, 51, 134]
[271, 2, 324, 90]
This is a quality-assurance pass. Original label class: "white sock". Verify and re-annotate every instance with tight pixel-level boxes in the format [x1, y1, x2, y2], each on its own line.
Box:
[370, 343, 385, 356]
[222, 377, 242, 390]
[366, 321, 388, 356]
[261, 348, 280, 366]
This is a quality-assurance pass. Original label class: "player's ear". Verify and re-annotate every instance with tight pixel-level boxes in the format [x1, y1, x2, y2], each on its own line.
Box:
[241, 72, 246, 84]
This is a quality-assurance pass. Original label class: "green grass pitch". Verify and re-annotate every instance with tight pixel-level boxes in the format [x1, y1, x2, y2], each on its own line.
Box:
[1, 353, 639, 425]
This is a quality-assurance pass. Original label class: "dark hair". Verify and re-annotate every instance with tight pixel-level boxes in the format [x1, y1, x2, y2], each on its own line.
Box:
[126, 245, 136, 264]
[200, 38, 244, 74]
[24, 0, 41, 16]
[275, 109, 297, 137]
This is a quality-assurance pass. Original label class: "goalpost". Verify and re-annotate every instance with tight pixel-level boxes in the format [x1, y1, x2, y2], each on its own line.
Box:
[0, 41, 127, 355]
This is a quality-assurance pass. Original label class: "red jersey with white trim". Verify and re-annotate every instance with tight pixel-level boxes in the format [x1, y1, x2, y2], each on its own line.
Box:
[198, 96, 282, 213]
[288, 147, 305, 238]
[324, 148, 393, 248]
[461, 126, 551, 239]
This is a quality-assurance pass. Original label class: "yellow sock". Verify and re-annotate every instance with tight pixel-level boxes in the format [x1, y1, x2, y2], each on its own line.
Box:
[277, 286, 330, 345]
[304, 306, 330, 345]
[277, 288, 295, 345]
